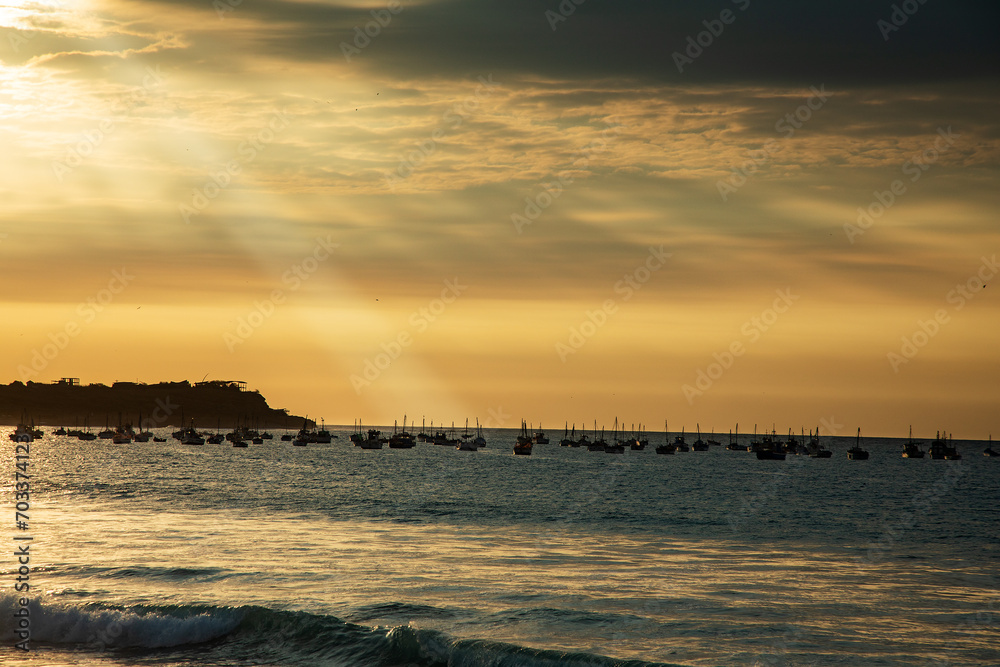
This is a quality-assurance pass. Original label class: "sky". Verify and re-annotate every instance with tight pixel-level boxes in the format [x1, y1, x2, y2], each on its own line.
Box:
[2, 0, 998, 438]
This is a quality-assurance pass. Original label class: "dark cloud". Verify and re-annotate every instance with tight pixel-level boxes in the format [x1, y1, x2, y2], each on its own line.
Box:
[147, 0, 1000, 85]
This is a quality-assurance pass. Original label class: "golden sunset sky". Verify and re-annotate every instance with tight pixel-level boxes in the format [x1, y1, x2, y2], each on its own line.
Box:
[2, 0, 998, 437]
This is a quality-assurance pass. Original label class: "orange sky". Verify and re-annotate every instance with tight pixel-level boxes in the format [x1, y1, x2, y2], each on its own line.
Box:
[2, 0, 998, 437]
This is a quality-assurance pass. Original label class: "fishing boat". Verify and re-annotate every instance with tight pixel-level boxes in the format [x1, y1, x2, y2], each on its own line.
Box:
[10, 422, 33, 443]
[315, 419, 332, 444]
[390, 417, 417, 449]
[350, 419, 364, 445]
[533, 424, 549, 445]
[706, 428, 721, 447]
[180, 426, 205, 446]
[756, 448, 786, 460]
[901, 426, 925, 458]
[985, 435, 998, 457]
[456, 433, 478, 451]
[514, 421, 533, 456]
[943, 435, 962, 460]
[54, 427, 67, 436]
[692, 424, 708, 451]
[472, 419, 487, 449]
[559, 422, 574, 447]
[360, 429, 383, 449]
[433, 423, 459, 446]
[726, 424, 748, 451]
[133, 412, 152, 442]
[416, 418, 430, 442]
[98, 416, 115, 439]
[112, 426, 132, 444]
[847, 428, 869, 460]
[656, 421, 676, 454]
[928, 431, 960, 460]
[206, 419, 224, 444]
[807, 427, 832, 458]
[755, 431, 786, 460]
[604, 418, 625, 453]
[636, 424, 649, 450]
[294, 419, 318, 445]
[785, 429, 802, 455]
[673, 426, 689, 452]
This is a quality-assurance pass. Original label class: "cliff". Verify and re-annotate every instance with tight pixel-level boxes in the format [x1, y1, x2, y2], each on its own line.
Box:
[0, 380, 313, 429]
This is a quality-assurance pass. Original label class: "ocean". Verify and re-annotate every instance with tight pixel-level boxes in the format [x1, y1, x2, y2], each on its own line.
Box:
[2, 427, 998, 666]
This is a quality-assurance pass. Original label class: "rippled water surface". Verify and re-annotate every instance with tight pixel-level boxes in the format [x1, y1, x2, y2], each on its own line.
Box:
[1, 428, 997, 665]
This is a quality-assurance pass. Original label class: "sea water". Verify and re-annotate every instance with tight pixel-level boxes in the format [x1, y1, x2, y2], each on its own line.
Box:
[1, 428, 997, 666]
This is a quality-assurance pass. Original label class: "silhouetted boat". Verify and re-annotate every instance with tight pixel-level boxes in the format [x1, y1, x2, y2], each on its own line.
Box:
[180, 428, 205, 446]
[656, 420, 676, 454]
[133, 412, 152, 442]
[755, 430, 786, 460]
[807, 427, 832, 458]
[514, 421, 533, 455]
[692, 424, 708, 451]
[985, 435, 998, 457]
[727, 424, 748, 451]
[360, 429, 383, 449]
[560, 422, 575, 447]
[533, 424, 549, 444]
[390, 417, 417, 449]
[902, 426, 924, 458]
[673, 426, 689, 452]
[605, 418, 625, 453]
[635, 424, 649, 450]
[10, 422, 33, 443]
[112, 424, 133, 444]
[416, 418, 430, 442]
[847, 428, 869, 460]
[472, 419, 487, 449]
[928, 431, 960, 459]
[98, 416, 114, 439]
